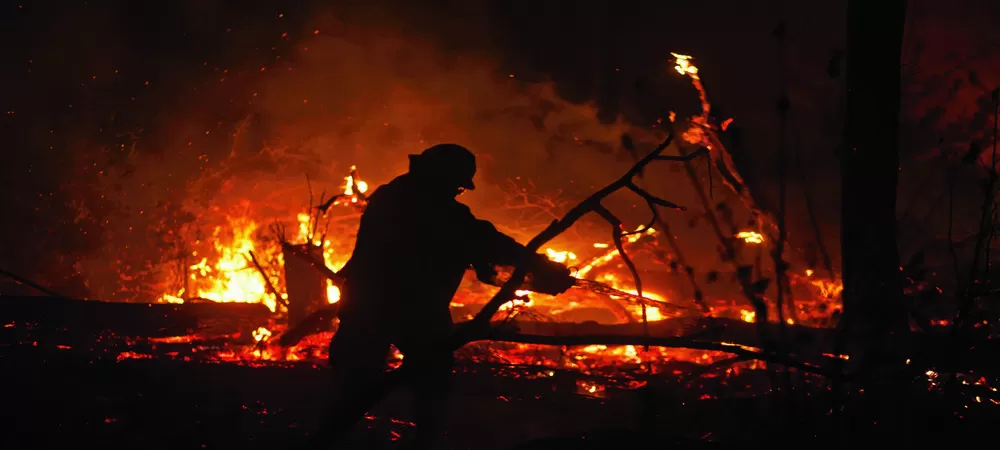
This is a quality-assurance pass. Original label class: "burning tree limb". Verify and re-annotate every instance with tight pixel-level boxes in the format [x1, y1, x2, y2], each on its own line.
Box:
[572, 279, 691, 312]
[314, 165, 368, 213]
[592, 203, 651, 339]
[461, 133, 701, 339]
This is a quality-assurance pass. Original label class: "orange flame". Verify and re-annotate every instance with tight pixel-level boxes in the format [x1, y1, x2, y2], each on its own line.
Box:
[156, 167, 368, 311]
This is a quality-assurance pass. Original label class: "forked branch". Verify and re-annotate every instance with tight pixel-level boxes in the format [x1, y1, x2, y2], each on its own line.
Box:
[458, 133, 706, 344]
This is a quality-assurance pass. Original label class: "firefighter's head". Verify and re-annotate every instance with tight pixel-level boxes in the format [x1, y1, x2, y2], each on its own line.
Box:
[408, 144, 477, 197]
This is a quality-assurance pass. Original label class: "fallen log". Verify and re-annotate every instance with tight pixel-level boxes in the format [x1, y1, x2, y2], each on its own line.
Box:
[0, 296, 270, 337]
[477, 329, 838, 376]
[507, 318, 839, 357]
[0, 268, 64, 297]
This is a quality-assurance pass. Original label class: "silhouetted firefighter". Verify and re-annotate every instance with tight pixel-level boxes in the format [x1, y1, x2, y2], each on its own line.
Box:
[311, 144, 576, 449]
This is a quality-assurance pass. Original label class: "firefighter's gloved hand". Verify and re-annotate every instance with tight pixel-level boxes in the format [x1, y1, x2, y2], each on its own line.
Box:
[526, 254, 576, 295]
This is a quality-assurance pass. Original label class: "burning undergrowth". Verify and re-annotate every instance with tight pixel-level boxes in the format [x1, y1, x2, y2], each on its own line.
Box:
[17, 17, 871, 395]
[51, 27, 857, 386]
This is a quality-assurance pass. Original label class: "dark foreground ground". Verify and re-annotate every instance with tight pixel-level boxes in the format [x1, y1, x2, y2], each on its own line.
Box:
[1, 297, 998, 449]
[3, 341, 1000, 450]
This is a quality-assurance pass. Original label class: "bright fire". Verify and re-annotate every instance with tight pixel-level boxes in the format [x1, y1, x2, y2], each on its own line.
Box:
[186, 216, 279, 312]
[671, 53, 699, 78]
[736, 231, 764, 244]
[155, 167, 369, 312]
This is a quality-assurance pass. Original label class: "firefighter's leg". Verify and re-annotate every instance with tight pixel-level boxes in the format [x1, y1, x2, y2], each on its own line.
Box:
[311, 319, 391, 448]
[397, 334, 454, 448]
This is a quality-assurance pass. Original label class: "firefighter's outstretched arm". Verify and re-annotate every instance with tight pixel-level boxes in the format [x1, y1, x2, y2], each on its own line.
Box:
[457, 205, 574, 295]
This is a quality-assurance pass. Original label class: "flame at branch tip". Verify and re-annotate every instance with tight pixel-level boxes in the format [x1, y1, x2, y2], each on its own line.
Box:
[736, 231, 764, 244]
[344, 165, 368, 198]
[671, 53, 699, 78]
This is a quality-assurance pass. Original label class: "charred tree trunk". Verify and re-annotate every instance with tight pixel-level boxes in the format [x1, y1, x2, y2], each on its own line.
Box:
[840, 0, 910, 442]
[283, 243, 328, 327]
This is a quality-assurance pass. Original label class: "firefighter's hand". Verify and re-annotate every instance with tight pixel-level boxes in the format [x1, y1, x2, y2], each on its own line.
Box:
[527, 255, 576, 296]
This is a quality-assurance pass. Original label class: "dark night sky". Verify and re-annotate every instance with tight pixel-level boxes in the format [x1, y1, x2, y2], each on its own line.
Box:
[1, 0, 997, 298]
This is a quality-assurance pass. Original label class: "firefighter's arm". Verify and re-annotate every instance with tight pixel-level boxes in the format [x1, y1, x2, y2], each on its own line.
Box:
[458, 206, 574, 295]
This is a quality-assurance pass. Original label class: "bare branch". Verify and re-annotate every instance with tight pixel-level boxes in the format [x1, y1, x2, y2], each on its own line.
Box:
[626, 182, 685, 210]
[654, 148, 709, 161]
[0, 268, 64, 297]
[466, 133, 680, 333]
[247, 251, 287, 307]
[592, 203, 649, 342]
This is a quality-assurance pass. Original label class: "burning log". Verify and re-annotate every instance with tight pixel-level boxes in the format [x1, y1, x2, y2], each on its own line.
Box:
[479, 326, 838, 377]
[504, 317, 839, 361]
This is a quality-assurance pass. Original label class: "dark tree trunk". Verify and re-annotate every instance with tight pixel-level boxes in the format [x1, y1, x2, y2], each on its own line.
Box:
[840, 0, 910, 442]
[284, 243, 329, 328]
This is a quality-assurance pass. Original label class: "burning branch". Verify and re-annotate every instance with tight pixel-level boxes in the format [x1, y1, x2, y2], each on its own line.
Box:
[592, 203, 650, 338]
[459, 133, 702, 344]
[572, 279, 691, 312]
[314, 165, 369, 213]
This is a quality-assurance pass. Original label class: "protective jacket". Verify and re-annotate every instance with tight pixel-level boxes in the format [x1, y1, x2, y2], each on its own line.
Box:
[337, 172, 548, 329]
